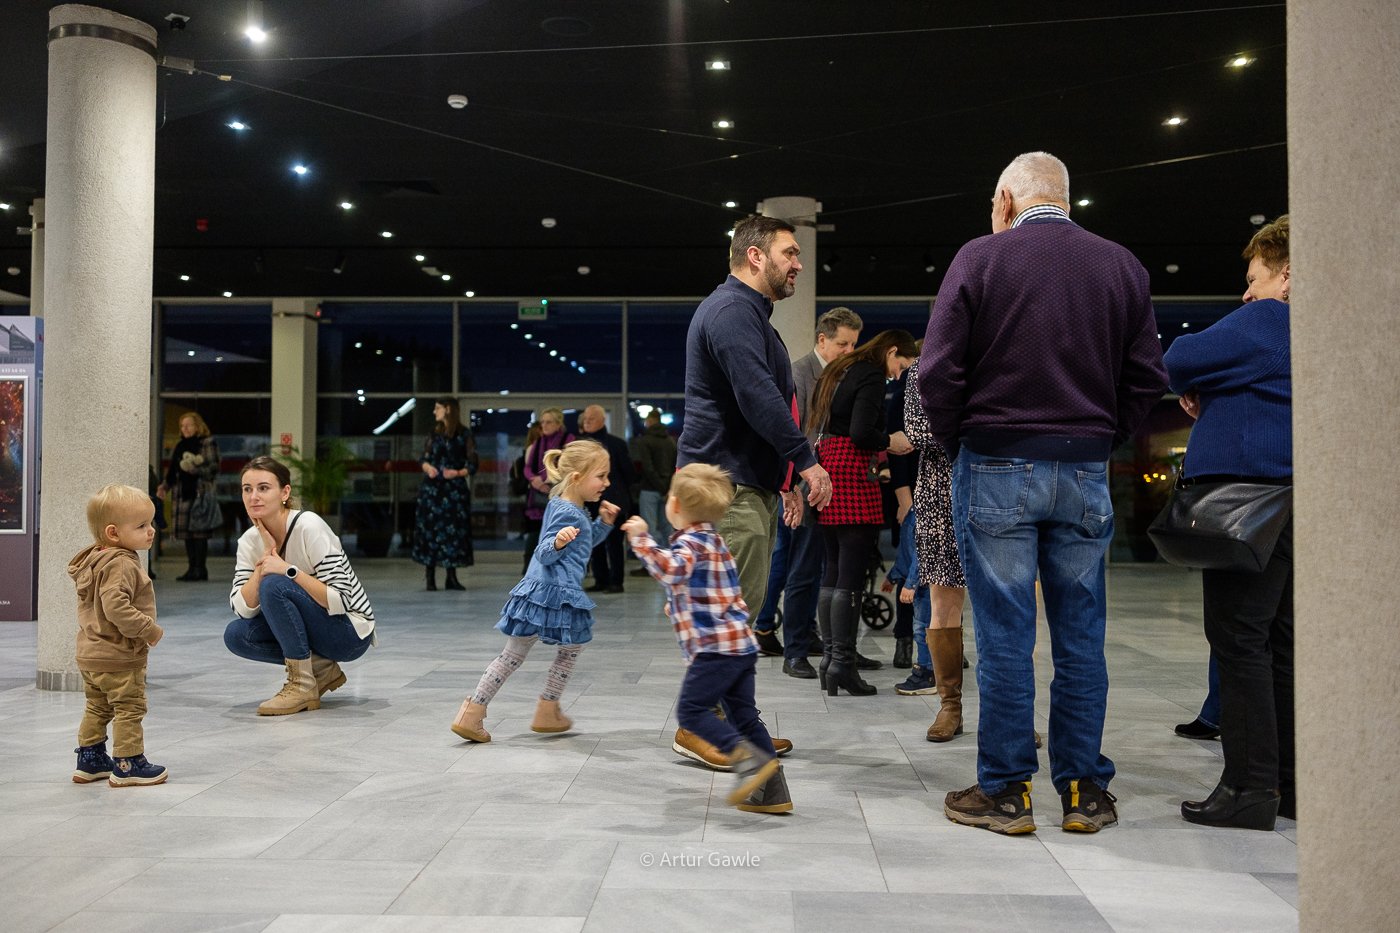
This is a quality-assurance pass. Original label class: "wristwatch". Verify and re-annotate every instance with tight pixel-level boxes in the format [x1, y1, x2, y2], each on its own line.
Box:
[285, 566, 299, 579]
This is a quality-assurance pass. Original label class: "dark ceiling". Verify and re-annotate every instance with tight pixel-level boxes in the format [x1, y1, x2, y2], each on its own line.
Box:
[0, 0, 1287, 302]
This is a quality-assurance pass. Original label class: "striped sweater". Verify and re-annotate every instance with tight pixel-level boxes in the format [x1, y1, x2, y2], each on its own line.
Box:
[230, 510, 376, 640]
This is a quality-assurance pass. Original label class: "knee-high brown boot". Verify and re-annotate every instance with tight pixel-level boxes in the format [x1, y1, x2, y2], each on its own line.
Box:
[926, 627, 964, 741]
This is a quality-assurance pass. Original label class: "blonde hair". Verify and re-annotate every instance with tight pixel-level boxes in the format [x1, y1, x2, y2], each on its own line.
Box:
[543, 440, 610, 499]
[1243, 214, 1289, 272]
[668, 463, 734, 525]
[178, 411, 211, 437]
[86, 484, 153, 543]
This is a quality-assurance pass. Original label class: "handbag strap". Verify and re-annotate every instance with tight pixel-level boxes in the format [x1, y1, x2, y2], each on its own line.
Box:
[278, 511, 305, 560]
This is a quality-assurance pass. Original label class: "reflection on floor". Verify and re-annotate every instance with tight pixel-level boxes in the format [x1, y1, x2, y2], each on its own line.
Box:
[0, 554, 1297, 933]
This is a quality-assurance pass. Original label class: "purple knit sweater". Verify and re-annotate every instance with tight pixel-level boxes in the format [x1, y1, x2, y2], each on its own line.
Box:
[918, 217, 1167, 460]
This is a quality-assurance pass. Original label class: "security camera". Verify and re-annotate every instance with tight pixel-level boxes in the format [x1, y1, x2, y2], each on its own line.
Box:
[165, 13, 190, 30]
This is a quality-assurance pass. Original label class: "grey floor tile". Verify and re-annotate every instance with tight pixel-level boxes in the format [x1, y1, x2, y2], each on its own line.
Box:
[263, 918, 583, 933]
[48, 912, 277, 933]
[603, 840, 886, 892]
[793, 892, 1111, 933]
[583, 889, 793, 933]
[0, 855, 160, 933]
[30, 814, 296, 858]
[388, 838, 615, 916]
[1068, 869, 1298, 931]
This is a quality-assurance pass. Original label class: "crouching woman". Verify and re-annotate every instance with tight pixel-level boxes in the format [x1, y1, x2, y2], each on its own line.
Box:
[224, 456, 376, 715]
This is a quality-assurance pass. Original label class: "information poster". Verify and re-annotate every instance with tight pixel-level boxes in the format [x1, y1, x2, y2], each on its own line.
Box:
[0, 317, 41, 620]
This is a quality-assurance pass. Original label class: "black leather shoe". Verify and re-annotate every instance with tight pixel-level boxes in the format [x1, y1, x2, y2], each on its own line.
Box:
[753, 631, 784, 657]
[855, 652, 882, 671]
[782, 658, 817, 679]
[1174, 717, 1221, 740]
[1181, 784, 1280, 830]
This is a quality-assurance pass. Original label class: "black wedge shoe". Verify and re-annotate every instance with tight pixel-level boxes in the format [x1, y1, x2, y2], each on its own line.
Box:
[1181, 784, 1280, 830]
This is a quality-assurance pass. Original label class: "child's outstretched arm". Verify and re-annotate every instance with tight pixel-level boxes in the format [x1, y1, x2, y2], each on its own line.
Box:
[626, 525, 697, 585]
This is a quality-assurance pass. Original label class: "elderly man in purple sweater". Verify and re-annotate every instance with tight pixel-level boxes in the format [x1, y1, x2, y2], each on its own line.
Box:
[919, 152, 1167, 835]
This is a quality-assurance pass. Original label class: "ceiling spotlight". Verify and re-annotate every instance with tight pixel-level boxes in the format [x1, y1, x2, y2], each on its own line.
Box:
[332, 252, 346, 275]
[577, 265, 591, 275]
[292, 164, 309, 176]
[1077, 198, 1091, 207]
[245, 25, 267, 43]
[464, 290, 475, 298]
[339, 201, 353, 210]
[706, 60, 730, 71]
[441, 274, 451, 281]
[921, 251, 937, 274]
[723, 200, 737, 208]
[447, 93, 469, 109]
[1162, 115, 1187, 127]
[541, 217, 557, 228]
[222, 290, 234, 297]
[1165, 263, 1181, 274]
[0, 202, 11, 210]
[380, 230, 394, 238]
[712, 119, 733, 130]
[726, 228, 735, 238]
[179, 274, 190, 282]
[1249, 213, 1266, 225]
[227, 120, 249, 131]
[414, 253, 426, 262]
[1228, 54, 1254, 68]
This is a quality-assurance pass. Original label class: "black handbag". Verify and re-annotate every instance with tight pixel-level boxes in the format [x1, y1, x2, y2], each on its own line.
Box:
[187, 481, 222, 532]
[1147, 478, 1292, 573]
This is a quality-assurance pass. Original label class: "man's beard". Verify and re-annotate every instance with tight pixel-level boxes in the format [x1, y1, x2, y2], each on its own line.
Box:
[765, 262, 795, 299]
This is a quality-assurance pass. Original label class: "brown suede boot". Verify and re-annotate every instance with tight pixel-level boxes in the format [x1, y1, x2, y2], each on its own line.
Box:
[451, 699, 491, 742]
[926, 627, 964, 742]
[530, 698, 574, 733]
[257, 658, 321, 716]
[310, 654, 346, 696]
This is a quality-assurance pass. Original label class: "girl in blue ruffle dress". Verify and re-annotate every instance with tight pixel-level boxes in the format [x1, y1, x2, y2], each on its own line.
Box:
[451, 439, 618, 743]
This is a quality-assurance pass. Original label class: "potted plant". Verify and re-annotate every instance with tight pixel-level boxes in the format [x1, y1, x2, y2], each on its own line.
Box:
[280, 439, 356, 528]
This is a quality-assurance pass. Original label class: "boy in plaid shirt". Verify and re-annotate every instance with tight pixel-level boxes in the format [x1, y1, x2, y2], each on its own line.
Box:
[623, 463, 792, 813]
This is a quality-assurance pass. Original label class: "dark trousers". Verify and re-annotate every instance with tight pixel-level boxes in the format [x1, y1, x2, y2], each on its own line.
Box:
[676, 652, 776, 757]
[780, 510, 825, 662]
[590, 525, 626, 587]
[1202, 520, 1294, 791]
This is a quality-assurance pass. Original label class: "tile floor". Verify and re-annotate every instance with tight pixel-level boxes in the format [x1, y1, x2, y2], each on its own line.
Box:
[0, 553, 1297, 932]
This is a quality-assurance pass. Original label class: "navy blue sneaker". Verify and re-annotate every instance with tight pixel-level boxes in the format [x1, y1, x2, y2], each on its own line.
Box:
[73, 742, 113, 784]
[894, 665, 937, 696]
[109, 754, 168, 787]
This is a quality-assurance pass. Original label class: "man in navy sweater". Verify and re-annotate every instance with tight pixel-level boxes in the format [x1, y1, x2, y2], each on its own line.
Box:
[672, 214, 833, 765]
[919, 152, 1167, 835]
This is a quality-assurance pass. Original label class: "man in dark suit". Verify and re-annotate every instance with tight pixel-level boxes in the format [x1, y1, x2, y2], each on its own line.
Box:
[920, 151, 1167, 835]
[578, 404, 636, 593]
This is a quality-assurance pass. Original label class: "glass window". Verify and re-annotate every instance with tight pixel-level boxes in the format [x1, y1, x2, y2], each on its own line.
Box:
[459, 302, 621, 393]
[318, 302, 453, 394]
[626, 303, 694, 393]
[625, 398, 686, 440]
[162, 304, 271, 392]
[1152, 299, 1239, 355]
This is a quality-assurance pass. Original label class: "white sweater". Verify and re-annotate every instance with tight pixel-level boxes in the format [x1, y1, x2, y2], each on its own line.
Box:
[230, 510, 376, 640]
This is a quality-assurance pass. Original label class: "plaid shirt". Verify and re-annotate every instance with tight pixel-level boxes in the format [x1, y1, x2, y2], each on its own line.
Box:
[631, 524, 757, 662]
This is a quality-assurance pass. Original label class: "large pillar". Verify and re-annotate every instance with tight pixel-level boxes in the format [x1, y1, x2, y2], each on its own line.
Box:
[271, 298, 319, 456]
[1289, 1, 1400, 928]
[37, 5, 158, 690]
[758, 196, 820, 361]
[28, 199, 44, 318]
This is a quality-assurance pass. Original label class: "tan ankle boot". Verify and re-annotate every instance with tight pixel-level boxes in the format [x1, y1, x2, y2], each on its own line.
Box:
[926, 627, 964, 742]
[257, 658, 321, 716]
[310, 654, 346, 696]
[451, 699, 491, 743]
[530, 698, 574, 733]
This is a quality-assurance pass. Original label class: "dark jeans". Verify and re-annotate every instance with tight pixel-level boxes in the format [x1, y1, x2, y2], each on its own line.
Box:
[1198, 654, 1221, 728]
[590, 524, 626, 587]
[676, 652, 776, 757]
[224, 574, 372, 664]
[1202, 520, 1294, 791]
[780, 507, 825, 662]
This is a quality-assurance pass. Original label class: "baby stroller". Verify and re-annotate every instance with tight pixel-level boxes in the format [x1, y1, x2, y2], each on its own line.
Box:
[861, 541, 894, 630]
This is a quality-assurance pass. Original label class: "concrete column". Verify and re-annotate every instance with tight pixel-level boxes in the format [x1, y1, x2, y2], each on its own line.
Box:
[36, 5, 157, 690]
[1289, 1, 1400, 927]
[28, 199, 44, 318]
[758, 196, 820, 361]
[271, 298, 319, 456]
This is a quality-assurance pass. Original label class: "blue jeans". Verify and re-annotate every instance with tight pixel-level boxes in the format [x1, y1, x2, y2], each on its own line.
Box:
[951, 449, 1115, 795]
[224, 574, 372, 664]
[637, 489, 673, 543]
[911, 585, 932, 669]
[780, 501, 825, 663]
[1199, 654, 1221, 728]
[755, 498, 790, 633]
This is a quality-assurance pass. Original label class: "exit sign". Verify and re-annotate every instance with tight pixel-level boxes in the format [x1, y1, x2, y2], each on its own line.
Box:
[518, 303, 548, 320]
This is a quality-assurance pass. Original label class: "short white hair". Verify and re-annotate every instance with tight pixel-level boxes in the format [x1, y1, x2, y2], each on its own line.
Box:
[995, 151, 1070, 205]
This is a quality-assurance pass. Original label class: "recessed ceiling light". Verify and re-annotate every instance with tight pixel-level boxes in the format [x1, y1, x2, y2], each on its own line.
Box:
[441, 274, 451, 281]
[537, 342, 546, 348]
[524, 333, 533, 339]
[222, 290, 234, 297]
[706, 60, 730, 71]
[577, 265, 591, 275]
[414, 253, 426, 262]
[179, 274, 190, 282]
[245, 25, 267, 43]
[215, 356, 224, 362]
[1228, 54, 1254, 68]
[464, 290, 475, 298]
[541, 217, 557, 228]
[1166, 263, 1180, 273]
[1163, 116, 1187, 127]
[726, 228, 735, 238]
[1077, 198, 1091, 207]
[1249, 213, 1266, 225]
[227, 120, 249, 131]
[380, 231, 394, 238]
[186, 350, 196, 357]
[723, 200, 737, 208]
[712, 119, 733, 129]
[1182, 322, 1190, 329]
[339, 201, 353, 210]
[549, 350, 558, 357]
[292, 164, 309, 175]
[0, 202, 11, 210]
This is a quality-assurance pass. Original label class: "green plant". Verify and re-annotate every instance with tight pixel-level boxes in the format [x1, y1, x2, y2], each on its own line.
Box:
[279, 439, 356, 516]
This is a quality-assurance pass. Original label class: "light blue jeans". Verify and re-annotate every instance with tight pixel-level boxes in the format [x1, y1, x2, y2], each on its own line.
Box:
[224, 574, 372, 664]
[951, 449, 1116, 795]
[637, 489, 673, 543]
